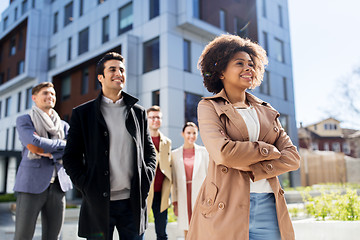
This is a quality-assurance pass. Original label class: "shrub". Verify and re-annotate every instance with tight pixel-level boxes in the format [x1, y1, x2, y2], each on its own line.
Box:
[302, 187, 360, 221]
[148, 204, 177, 223]
[0, 193, 16, 202]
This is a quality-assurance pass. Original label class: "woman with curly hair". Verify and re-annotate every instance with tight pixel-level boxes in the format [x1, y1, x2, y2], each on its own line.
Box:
[186, 34, 300, 240]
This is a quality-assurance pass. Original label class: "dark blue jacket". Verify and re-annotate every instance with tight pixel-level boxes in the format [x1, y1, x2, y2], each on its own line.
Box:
[14, 114, 72, 193]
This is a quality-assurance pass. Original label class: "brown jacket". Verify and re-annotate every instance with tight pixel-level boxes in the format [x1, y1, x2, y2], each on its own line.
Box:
[147, 131, 172, 213]
[187, 89, 300, 240]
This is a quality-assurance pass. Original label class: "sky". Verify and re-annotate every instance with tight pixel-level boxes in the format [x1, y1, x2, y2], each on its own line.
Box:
[288, 0, 360, 129]
[1, 0, 360, 129]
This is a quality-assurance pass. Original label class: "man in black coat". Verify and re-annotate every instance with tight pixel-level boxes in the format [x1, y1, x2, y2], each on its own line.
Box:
[63, 52, 156, 240]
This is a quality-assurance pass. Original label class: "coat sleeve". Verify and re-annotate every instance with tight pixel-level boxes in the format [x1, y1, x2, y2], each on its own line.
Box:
[171, 151, 178, 203]
[141, 110, 157, 195]
[249, 118, 300, 181]
[16, 115, 66, 158]
[198, 100, 281, 170]
[63, 108, 87, 190]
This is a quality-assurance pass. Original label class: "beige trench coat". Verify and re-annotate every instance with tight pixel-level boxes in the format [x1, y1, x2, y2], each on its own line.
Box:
[187, 89, 300, 240]
[171, 144, 209, 230]
[147, 131, 172, 213]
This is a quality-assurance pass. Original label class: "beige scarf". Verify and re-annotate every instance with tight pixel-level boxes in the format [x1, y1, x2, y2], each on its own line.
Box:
[28, 105, 64, 159]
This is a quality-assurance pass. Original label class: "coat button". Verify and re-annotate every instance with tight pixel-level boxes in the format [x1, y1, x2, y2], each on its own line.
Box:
[206, 198, 213, 206]
[266, 163, 273, 171]
[104, 131, 108, 136]
[218, 202, 225, 210]
[261, 148, 269, 155]
[274, 127, 279, 132]
[103, 192, 108, 197]
[221, 166, 228, 173]
[104, 171, 109, 176]
[105, 150, 108, 156]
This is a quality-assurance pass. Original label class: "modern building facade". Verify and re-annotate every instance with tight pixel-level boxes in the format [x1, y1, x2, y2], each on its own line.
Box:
[0, 0, 300, 194]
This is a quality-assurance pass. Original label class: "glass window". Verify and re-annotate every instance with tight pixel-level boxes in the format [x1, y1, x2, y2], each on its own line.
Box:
[17, 60, 25, 75]
[12, 126, 17, 150]
[53, 12, 58, 34]
[81, 67, 89, 95]
[48, 55, 56, 70]
[283, 77, 288, 100]
[183, 39, 191, 72]
[6, 129, 9, 150]
[15, 7, 18, 21]
[234, 17, 239, 34]
[143, 37, 160, 73]
[79, 0, 84, 16]
[278, 5, 283, 27]
[102, 15, 109, 43]
[311, 142, 318, 151]
[193, 0, 200, 19]
[150, 0, 160, 19]
[278, 114, 288, 133]
[64, 1, 73, 27]
[25, 87, 32, 109]
[262, 31, 268, 53]
[17, 92, 22, 112]
[262, 0, 266, 18]
[32, 0, 35, 8]
[98, 0, 106, 4]
[343, 142, 351, 154]
[67, 37, 72, 61]
[21, 0, 28, 15]
[118, 3, 133, 35]
[0, 73, 4, 84]
[3, 16, 8, 31]
[332, 142, 341, 152]
[78, 27, 89, 55]
[185, 92, 202, 126]
[324, 142, 329, 151]
[260, 71, 270, 95]
[0, 101, 2, 119]
[0, 46, 2, 62]
[5, 96, 11, 117]
[61, 75, 71, 101]
[219, 9, 226, 31]
[152, 90, 160, 106]
[9, 37, 16, 56]
[274, 38, 285, 63]
[95, 77, 101, 90]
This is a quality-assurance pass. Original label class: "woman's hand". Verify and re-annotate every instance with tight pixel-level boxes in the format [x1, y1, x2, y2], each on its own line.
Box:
[173, 202, 178, 216]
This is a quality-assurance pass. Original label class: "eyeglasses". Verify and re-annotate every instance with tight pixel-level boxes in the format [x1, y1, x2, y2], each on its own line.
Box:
[148, 116, 162, 120]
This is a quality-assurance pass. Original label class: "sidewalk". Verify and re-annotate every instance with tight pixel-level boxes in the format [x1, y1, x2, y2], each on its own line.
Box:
[2, 202, 360, 240]
[0, 202, 184, 240]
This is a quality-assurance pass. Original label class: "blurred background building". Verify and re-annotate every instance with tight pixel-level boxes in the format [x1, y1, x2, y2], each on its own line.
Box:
[0, 0, 299, 195]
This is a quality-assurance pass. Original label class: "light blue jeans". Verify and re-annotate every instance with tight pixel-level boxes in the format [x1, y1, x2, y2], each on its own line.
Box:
[249, 193, 281, 240]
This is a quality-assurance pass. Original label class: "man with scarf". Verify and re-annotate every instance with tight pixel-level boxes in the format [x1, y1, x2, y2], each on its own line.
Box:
[13, 82, 72, 240]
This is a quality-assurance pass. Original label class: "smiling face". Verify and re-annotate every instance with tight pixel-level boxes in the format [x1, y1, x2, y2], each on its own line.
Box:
[221, 51, 255, 92]
[98, 59, 126, 93]
[182, 126, 198, 146]
[147, 111, 162, 132]
[32, 87, 56, 112]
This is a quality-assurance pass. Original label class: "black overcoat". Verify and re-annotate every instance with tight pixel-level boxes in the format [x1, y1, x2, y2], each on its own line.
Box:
[63, 92, 156, 239]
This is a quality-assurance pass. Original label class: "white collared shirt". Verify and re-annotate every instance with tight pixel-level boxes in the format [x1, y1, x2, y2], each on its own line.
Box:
[102, 95, 123, 105]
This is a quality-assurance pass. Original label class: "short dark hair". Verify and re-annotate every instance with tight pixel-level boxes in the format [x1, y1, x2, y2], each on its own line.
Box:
[32, 82, 54, 95]
[182, 122, 198, 132]
[96, 52, 124, 76]
[198, 34, 268, 94]
[147, 105, 161, 114]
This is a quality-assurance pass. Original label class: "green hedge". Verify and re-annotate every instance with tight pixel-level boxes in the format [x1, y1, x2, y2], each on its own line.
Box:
[0, 193, 16, 202]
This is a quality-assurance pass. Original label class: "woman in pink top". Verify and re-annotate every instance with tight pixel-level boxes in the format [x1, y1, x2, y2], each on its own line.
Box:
[171, 122, 209, 238]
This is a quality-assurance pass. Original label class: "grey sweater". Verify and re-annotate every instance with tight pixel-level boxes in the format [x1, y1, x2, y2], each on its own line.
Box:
[101, 97, 135, 200]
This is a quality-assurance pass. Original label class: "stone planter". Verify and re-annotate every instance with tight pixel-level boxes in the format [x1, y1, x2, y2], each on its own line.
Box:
[293, 219, 360, 240]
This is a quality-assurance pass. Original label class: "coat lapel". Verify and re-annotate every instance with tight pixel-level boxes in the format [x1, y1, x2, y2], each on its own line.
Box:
[192, 144, 202, 179]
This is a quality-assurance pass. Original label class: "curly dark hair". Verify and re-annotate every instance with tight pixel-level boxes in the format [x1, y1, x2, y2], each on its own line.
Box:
[198, 34, 268, 94]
